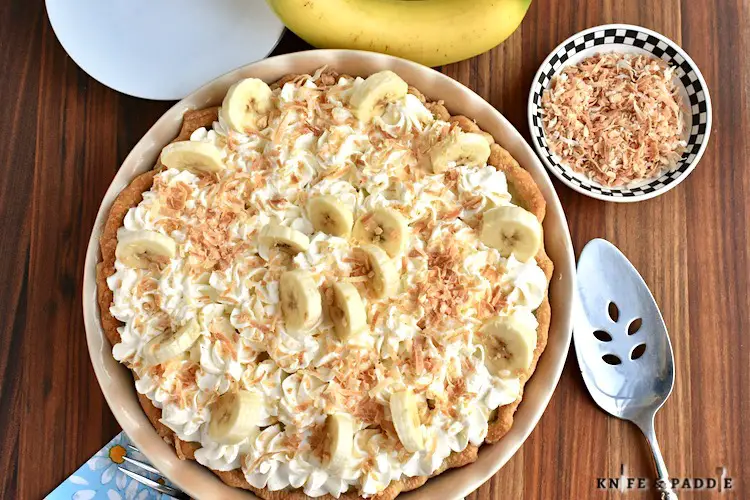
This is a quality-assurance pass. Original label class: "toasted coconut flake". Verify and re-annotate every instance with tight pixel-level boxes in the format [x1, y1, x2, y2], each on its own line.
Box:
[211, 329, 238, 361]
[308, 423, 328, 461]
[353, 397, 385, 426]
[542, 53, 687, 186]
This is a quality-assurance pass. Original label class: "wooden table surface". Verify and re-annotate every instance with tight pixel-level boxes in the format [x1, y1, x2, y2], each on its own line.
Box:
[1, 0, 747, 498]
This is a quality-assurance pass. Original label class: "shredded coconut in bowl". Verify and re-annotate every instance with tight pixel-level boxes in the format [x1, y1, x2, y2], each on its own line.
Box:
[541, 52, 687, 187]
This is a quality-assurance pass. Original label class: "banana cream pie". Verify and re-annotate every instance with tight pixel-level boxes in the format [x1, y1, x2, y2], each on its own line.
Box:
[97, 68, 553, 499]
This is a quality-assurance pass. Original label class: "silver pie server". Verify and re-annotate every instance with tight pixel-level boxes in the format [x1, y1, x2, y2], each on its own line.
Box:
[574, 239, 677, 499]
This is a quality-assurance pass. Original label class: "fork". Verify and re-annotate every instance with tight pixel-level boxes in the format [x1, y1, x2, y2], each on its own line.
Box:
[118, 445, 191, 499]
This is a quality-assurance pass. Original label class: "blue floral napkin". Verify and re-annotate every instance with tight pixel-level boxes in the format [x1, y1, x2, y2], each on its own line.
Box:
[46, 432, 176, 500]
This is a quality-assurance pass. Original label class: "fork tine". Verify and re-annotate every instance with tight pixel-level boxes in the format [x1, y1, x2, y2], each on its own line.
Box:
[118, 467, 190, 499]
[122, 455, 160, 475]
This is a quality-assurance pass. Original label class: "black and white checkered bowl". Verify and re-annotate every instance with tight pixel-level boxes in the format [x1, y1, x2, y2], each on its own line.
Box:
[528, 24, 712, 202]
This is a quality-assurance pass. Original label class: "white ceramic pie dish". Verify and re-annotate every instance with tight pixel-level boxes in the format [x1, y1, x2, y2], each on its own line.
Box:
[82, 50, 575, 500]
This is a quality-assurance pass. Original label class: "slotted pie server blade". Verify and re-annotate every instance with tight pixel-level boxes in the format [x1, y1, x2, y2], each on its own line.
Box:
[574, 238, 677, 499]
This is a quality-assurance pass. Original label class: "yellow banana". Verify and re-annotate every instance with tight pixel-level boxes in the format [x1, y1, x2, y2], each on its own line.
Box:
[266, 0, 532, 67]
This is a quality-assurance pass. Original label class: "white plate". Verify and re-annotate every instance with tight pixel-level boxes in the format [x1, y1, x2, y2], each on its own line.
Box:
[46, 0, 284, 100]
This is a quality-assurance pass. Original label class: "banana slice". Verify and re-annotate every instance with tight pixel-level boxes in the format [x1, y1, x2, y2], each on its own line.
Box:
[280, 270, 322, 334]
[480, 205, 542, 261]
[330, 282, 367, 340]
[308, 195, 354, 237]
[350, 70, 408, 122]
[481, 311, 538, 375]
[325, 413, 354, 471]
[160, 141, 225, 174]
[208, 390, 263, 445]
[389, 389, 424, 452]
[259, 223, 310, 254]
[116, 230, 177, 269]
[143, 318, 201, 365]
[352, 208, 408, 257]
[357, 244, 399, 299]
[220, 77, 274, 133]
[430, 132, 491, 173]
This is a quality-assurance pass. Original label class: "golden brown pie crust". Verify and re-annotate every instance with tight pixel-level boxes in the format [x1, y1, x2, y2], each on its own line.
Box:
[96, 71, 553, 500]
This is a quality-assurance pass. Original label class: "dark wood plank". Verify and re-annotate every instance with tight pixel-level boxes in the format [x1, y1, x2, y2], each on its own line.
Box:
[681, 0, 749, 495]
[0, 0, 45, 497]
[0, 0, 747, 498]
[17, 14, 119, 498]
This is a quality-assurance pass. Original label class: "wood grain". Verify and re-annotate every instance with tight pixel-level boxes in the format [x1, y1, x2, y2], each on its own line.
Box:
[0, 0, 747, 498]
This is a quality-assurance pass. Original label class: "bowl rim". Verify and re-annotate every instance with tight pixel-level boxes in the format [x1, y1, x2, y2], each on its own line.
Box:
[83, 48, 576, 499]
[527, 23, 713, 203]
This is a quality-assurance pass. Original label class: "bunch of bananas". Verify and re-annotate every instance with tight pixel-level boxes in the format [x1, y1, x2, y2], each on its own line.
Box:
[267, 0, 532, 66]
